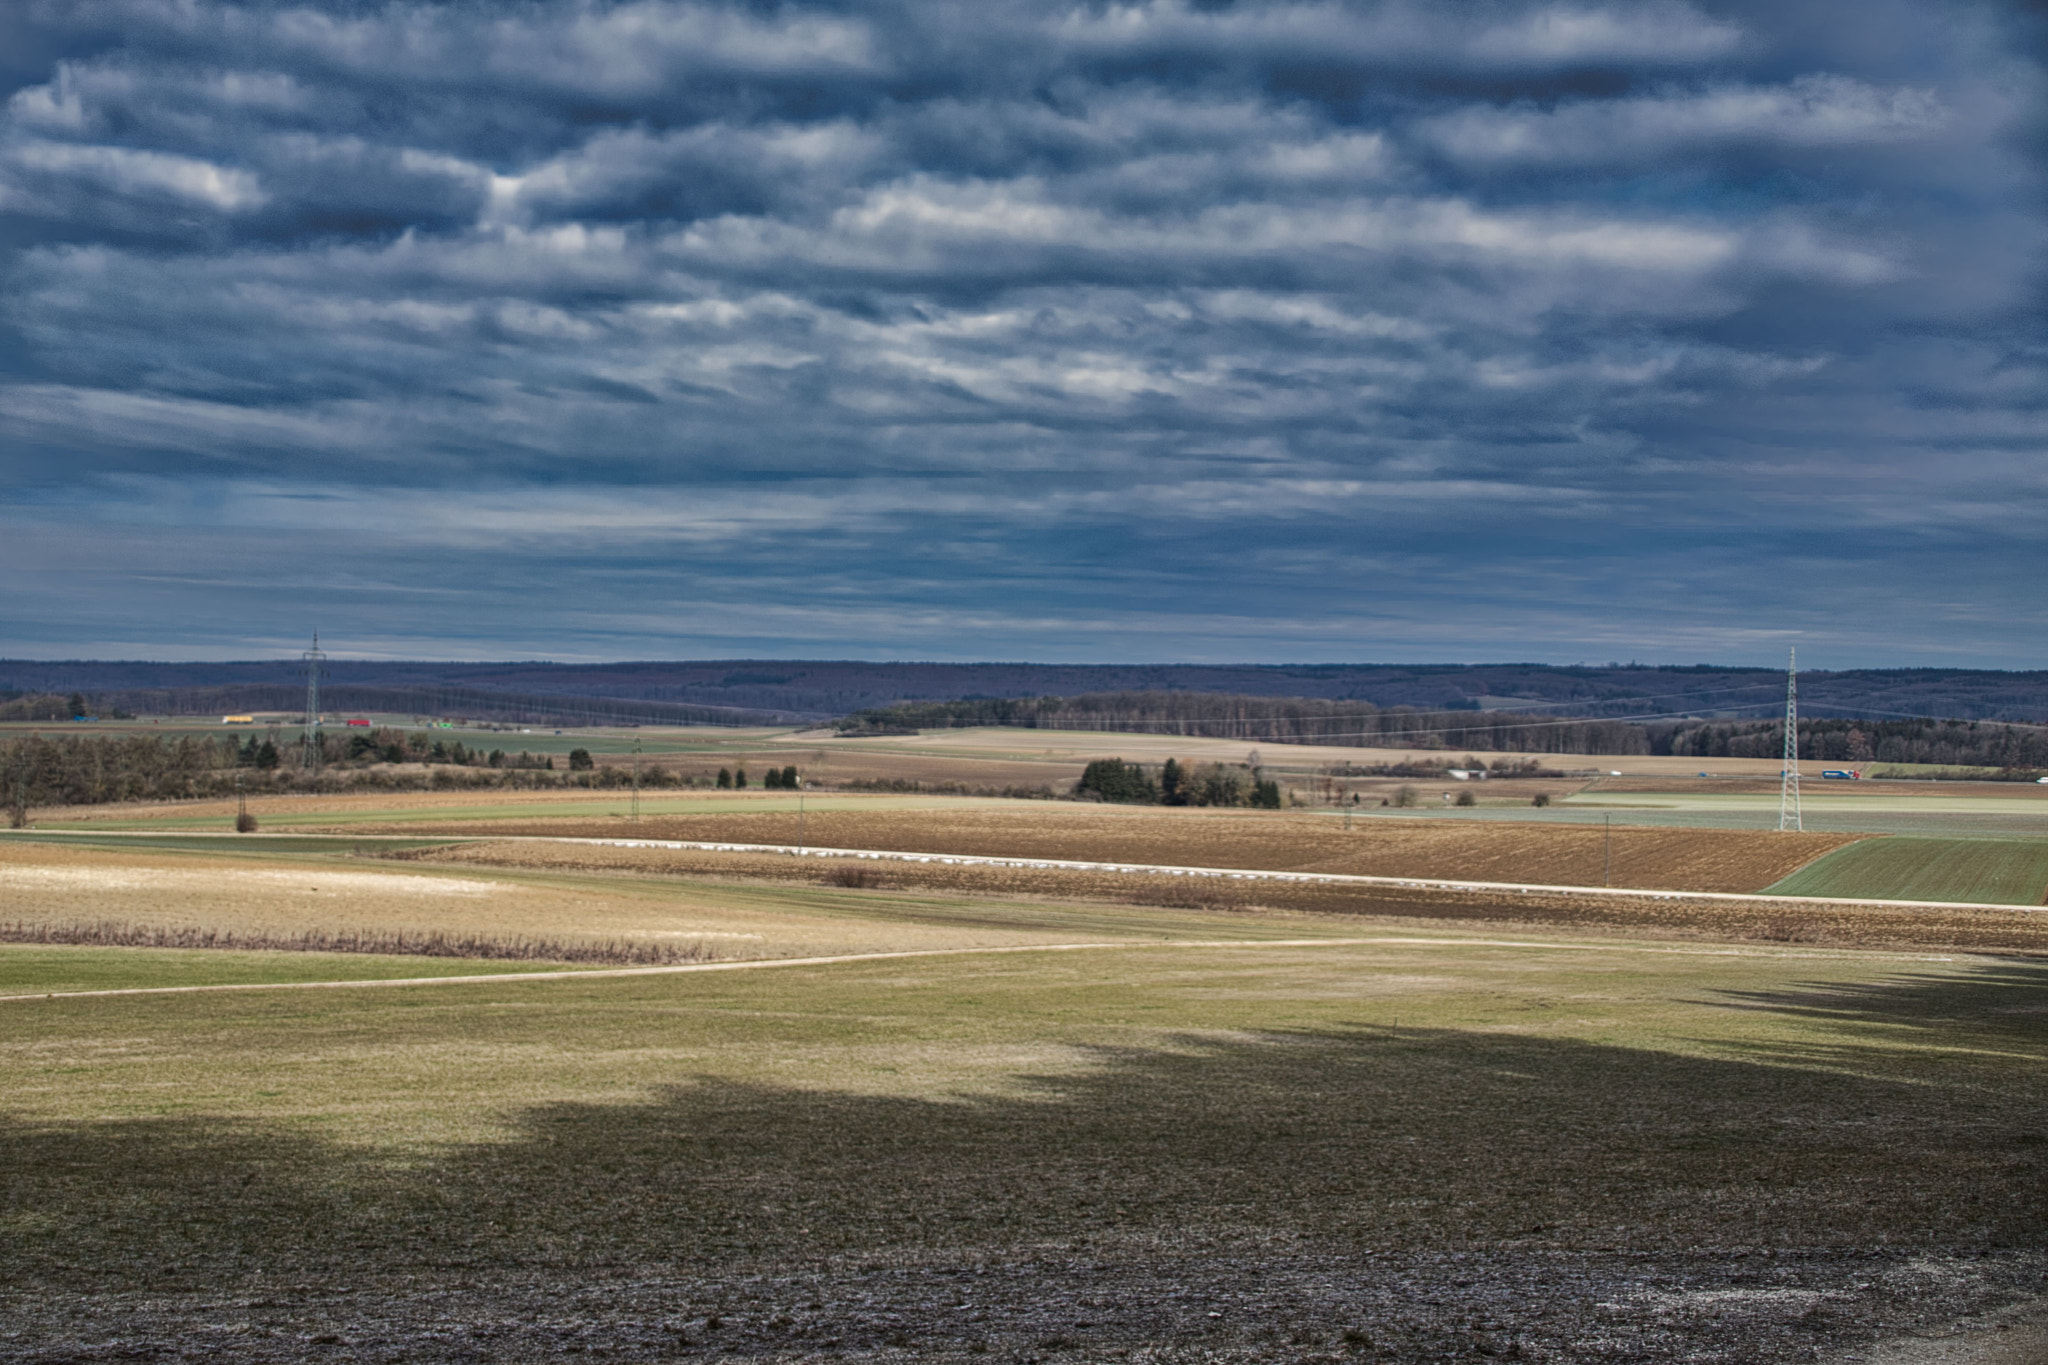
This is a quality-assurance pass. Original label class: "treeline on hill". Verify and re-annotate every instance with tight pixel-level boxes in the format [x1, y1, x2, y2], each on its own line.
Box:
[0, 730, 693, 823]
[3, 685, 790, 728]
[839, 692, 2048, 771]
[1650, 716, 2048, 769]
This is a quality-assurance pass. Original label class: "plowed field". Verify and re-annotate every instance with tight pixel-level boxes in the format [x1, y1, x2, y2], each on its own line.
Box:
[345, 806, 1861, 894]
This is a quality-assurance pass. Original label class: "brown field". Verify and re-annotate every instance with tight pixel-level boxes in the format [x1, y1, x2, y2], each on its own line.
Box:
[399, 839, 2048, 955]
[344, 804, 1862, 893]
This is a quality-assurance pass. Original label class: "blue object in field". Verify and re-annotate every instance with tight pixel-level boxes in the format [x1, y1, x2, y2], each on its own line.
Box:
[1819, 769, 1858, 779]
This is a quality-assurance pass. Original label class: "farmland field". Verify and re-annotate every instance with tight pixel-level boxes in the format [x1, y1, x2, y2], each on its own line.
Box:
[315, 803, 1863, 894]
[3, 906, 2046, 1362]
[1765, 836, 2048, 906]
[7, 784, 2048, 1362]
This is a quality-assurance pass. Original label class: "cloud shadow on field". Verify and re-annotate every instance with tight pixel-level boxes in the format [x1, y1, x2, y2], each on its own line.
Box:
[1708, 958, 2048, 1054]
[4, 1007, 2046, 1321]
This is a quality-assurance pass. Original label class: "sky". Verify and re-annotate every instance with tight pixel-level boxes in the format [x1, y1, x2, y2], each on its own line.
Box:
[1, 0, 2043, 667]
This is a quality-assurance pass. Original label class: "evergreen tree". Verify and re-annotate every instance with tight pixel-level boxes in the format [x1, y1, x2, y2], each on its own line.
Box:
[1160, 757, 1185, 805]
[717, 767, 732, 789]
[1075, 758, 1157, 803]
[781, 765, 799, 789]
[734, 766, 748, 789]
[763, 767, 783, 789]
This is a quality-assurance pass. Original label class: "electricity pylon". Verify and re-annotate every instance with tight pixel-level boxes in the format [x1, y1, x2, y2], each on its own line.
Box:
[302, 632, 327, 772]
[1778, 647, 1802, 832]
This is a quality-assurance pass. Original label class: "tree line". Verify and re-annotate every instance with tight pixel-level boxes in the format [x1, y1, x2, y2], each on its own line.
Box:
[841, 692, 1652, 754]
[0, 731, 707, 824]
[1651, 716, 2048, 769]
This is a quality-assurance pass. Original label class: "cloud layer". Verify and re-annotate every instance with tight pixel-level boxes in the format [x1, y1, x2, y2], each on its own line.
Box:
[1, 0, 2043, 665]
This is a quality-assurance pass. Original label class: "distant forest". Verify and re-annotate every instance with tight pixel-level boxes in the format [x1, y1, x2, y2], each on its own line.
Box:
[8, 658, 2048, 724]
[840, 692, 2048, 770]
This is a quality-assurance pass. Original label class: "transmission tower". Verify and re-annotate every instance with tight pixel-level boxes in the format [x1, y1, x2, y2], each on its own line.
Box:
[1778, 647, 1802, 832]
[302, 631, 327, 772]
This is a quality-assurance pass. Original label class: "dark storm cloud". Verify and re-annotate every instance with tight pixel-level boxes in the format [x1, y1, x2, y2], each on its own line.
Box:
[0, 0, 2043, 664]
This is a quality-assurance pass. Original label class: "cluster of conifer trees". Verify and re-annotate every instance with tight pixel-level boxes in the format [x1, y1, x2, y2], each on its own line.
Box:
[1074, 757, 1282, 808]
[714, 765, 801, 789]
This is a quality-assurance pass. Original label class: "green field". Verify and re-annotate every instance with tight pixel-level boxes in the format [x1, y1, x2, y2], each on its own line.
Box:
[1764, 835, 2048, 904]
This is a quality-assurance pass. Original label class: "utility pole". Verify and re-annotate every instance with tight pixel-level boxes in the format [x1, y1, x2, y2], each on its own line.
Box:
[1603, 813, 1612, 886]
[1779, 647, 1802, 832]
[797, 784, 806, 855]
